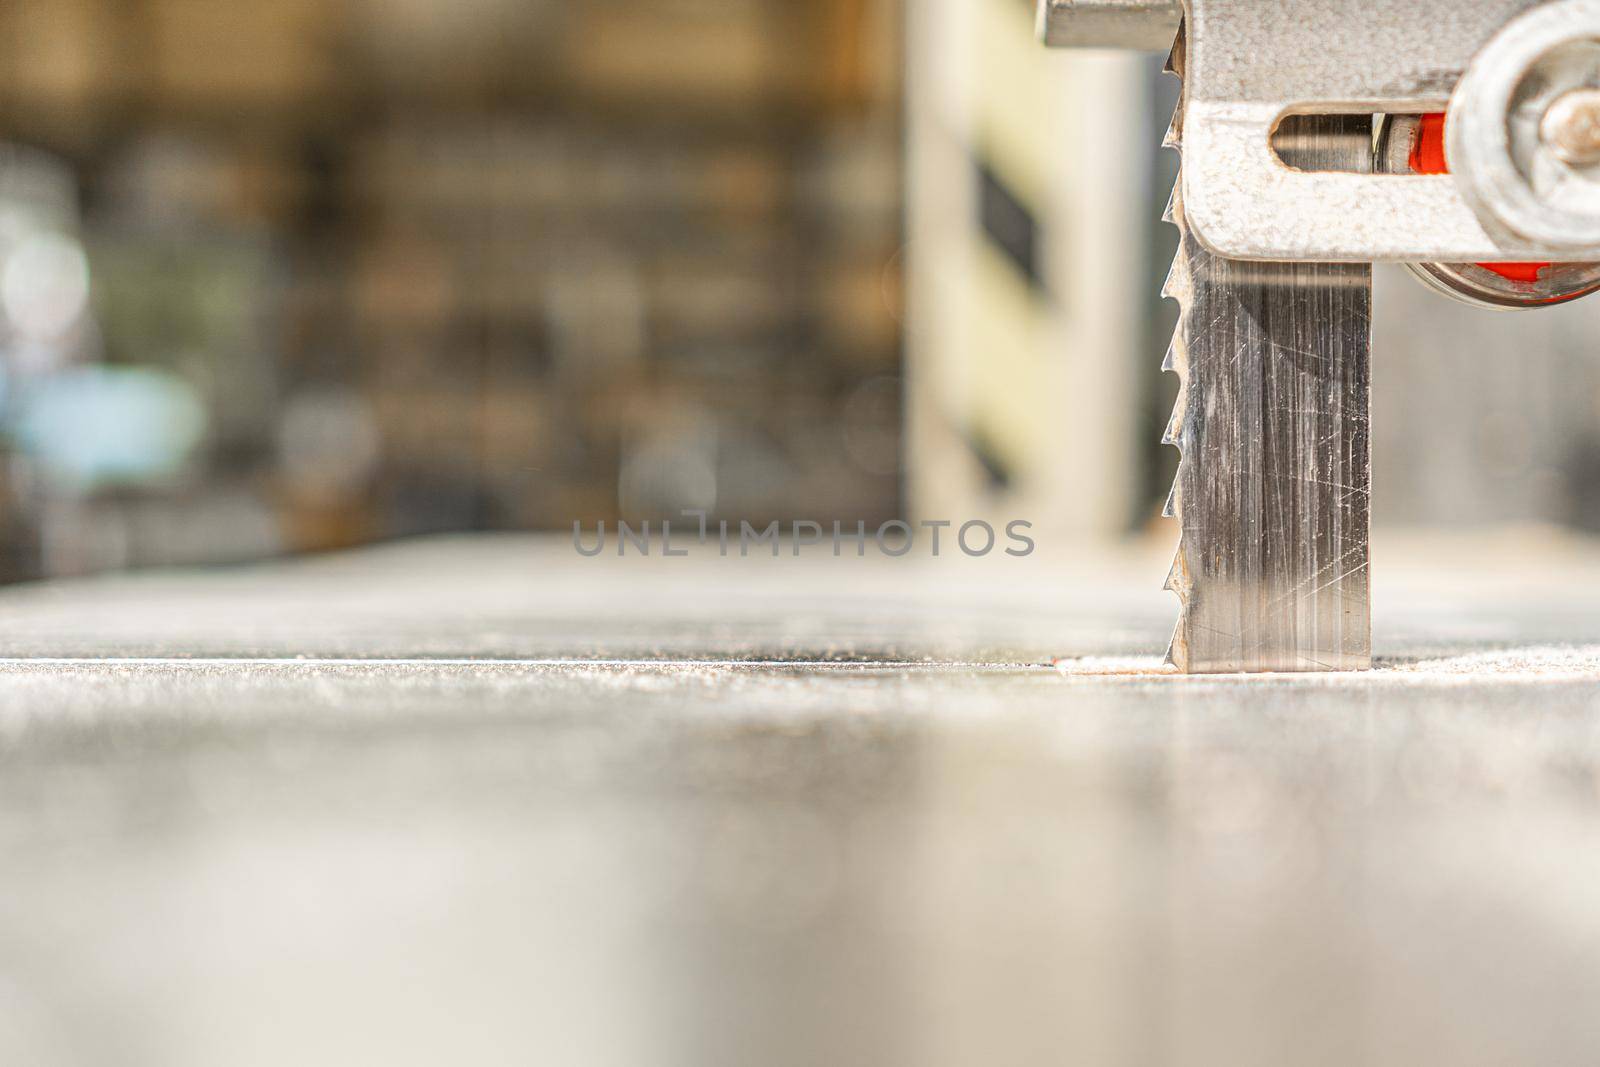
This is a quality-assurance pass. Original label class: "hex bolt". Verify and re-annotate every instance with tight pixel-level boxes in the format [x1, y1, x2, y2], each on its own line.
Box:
[1541, 87, 1600, 166]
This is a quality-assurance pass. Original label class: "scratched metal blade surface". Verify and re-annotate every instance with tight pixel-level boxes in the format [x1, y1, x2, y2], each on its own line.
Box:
[1164, 33, 1373, 673]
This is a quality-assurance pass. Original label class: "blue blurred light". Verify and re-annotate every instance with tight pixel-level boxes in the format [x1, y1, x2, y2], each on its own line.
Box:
[11, 366, 206, 488]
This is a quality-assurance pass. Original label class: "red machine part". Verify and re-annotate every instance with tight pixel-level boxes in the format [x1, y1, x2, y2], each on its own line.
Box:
[1409, 112, 1549, 283]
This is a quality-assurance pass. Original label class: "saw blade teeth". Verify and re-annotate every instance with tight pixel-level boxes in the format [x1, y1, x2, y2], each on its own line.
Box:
[1161, 248, 1190, 304]
[1161, 334, 1187, 444]
[1163, 25, 1185, 148]
[1162, 259, 1191, 661]
[1161, 27, 1191, 674]
[1161, 186, 1190, 302]
[1164, 624, 1188, 671]
[1163, 105, 1183, 150]
[1162, 546, 1191, 671]
[1162, 548, 1191, 600]
[1161, 392, 1184, 446]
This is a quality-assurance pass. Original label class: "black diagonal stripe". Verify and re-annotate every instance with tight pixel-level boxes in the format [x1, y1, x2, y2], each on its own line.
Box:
[975, 158, 1043, 291]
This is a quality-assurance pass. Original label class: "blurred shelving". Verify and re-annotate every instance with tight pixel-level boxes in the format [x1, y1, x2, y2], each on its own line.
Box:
[0, 0, 905, 579]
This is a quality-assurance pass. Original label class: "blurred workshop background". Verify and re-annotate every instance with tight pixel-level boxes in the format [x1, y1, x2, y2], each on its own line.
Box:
[0, 0, 1596, 582]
